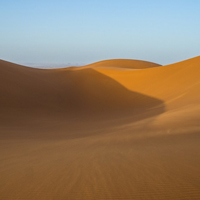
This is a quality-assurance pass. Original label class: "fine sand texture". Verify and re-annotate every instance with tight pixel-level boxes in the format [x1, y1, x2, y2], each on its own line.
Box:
[0, 57, 200, 199]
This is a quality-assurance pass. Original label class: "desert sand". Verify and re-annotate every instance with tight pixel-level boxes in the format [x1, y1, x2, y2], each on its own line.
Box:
[0, 57, 200, 199]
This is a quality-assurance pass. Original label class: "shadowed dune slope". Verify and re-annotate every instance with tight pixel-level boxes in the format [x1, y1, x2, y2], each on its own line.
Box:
[0, 59, 164, 122]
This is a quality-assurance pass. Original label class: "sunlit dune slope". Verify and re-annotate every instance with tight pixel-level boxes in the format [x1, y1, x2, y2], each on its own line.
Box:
[0, 59, 164, 121]
[95, 56, 200, 108]
[94, 56, 200, 127]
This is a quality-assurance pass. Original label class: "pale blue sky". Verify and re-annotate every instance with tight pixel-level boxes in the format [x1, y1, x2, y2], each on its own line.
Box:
[0, 0, 200, 67]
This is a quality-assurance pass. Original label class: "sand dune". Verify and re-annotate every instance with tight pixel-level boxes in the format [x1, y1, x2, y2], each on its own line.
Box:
[0, 59, 164, 126]
[82, 59, 161, 69]
[0, 57, 200, 199]
[95, 56, 200, 129]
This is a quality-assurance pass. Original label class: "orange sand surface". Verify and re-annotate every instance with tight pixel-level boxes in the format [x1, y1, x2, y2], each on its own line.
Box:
[0, 57, 200, 199]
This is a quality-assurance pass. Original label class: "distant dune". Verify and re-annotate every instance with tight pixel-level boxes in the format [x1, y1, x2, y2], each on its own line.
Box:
[0, 57, 200, 200]
[82, 59, 161, 69]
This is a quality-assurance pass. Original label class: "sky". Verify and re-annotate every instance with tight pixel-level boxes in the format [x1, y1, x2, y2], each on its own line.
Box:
[0, 0, 200, 67]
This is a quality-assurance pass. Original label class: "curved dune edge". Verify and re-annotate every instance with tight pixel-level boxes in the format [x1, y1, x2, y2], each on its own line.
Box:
[0, 58, 164, 117]
[0, 57, 200, 200]
[1, 56, 200, 127]
[0, 56, 200, 130]
[94, 56, 200, 128]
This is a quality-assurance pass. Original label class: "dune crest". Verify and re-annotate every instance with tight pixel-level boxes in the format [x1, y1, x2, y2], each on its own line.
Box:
[82, 59, 161, 69]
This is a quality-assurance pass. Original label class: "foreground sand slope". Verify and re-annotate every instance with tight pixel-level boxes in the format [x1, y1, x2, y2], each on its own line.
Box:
[0, 57, 200, 200]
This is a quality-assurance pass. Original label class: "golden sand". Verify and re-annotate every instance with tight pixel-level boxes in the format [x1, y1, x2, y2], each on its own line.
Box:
[0, 57, 200, 199]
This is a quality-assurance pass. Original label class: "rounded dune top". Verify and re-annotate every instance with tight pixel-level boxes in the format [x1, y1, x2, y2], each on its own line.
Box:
[83, 59, 161, 70]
